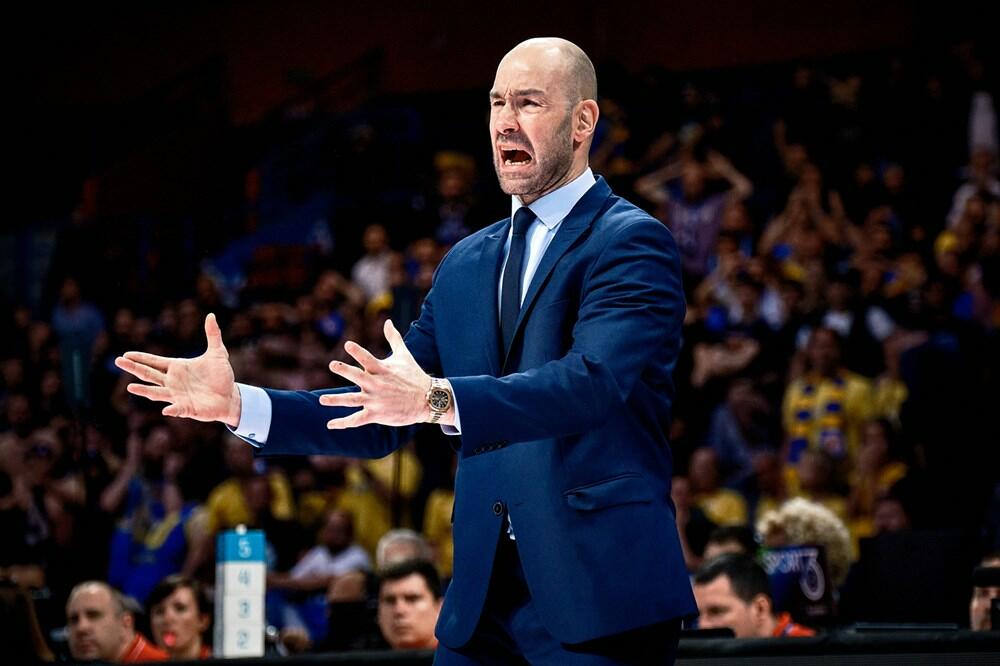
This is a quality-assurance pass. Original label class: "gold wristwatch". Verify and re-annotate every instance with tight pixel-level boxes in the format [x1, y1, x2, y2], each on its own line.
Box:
[426, 378, 454, 424]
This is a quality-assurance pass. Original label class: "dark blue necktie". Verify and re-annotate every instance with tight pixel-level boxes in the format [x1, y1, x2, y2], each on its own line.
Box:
[500, 207, 535, 354]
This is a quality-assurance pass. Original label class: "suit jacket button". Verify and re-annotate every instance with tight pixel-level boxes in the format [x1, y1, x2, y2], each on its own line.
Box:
[492, 501, 504, 516]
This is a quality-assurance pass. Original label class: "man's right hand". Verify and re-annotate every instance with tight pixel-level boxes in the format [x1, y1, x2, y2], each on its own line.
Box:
[114, 313, 242, 427]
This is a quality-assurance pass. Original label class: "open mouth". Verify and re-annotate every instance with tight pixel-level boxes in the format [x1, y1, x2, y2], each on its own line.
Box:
[499, 147, 533, 167]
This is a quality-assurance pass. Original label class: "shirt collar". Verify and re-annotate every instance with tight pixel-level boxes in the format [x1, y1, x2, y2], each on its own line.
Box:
[511, 168, 596, 231]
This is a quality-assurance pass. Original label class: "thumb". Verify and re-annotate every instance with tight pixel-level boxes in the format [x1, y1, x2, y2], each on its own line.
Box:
[205, 313, 228, 355]
[383, 319, 413, 360]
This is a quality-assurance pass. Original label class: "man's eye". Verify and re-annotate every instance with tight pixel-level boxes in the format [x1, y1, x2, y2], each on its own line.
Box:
[491, 100, 504, 107]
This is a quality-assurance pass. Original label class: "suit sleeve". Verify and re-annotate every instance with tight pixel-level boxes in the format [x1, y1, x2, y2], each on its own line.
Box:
[447, 217, 685, 444]
[255, 273, 445, 460]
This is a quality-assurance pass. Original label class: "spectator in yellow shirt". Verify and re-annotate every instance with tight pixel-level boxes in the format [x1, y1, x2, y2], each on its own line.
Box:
[783, 327, 874, 480]
[202, 438, 295, 533]
[690, 447, 748, 527]
[794, 449, 849, 526]
[335, 446, 422, 557]
[183, 438, 295, 576]
[849, 419, 908, 539]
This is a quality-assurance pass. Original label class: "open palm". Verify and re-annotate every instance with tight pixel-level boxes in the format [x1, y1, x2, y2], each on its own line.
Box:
[114, 313, 242, 426]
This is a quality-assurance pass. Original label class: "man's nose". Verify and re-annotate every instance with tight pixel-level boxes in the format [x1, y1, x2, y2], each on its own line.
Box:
[495, 103, 518, 133]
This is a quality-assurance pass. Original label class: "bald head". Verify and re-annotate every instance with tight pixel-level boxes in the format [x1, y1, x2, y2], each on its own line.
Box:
[500, 38, 597, 103]
[490, 38, 600, 203]
[67, 581, 127, 615]
[66, 582, 134, 662]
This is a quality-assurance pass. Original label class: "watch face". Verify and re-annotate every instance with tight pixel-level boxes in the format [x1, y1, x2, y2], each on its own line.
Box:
[429, 388, 451, 412]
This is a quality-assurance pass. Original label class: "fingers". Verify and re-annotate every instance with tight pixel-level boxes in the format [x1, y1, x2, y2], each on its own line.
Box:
[319, 392, 366, 408]
[126, 383, 174, 403]
[118, 351, 171, 373]
[327, 410, 370, 430]
[115, 357, 167, 386]
[328, 360, 370, 388]
[383, 319, 414, 360]
[319, 391, 371, 429]
[343, 341, 382, 374]
[205, 313, 227, 353]
[162, 404, 186, 418]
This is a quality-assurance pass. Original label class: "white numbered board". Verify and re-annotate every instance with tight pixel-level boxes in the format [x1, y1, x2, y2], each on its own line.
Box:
[214, 529, 266, 658]
[216, 621, 265, 657]
[218, 561, 265, 595]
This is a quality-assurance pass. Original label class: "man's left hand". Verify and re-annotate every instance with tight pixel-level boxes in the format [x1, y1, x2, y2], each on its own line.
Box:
[320, 320, 443, 428]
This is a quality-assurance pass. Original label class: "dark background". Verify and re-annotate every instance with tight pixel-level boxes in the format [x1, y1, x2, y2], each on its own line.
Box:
[8, 0, 989, 226]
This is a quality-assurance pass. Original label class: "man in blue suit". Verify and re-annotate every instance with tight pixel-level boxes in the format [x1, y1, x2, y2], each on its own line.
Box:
[117, 37, 696, 664]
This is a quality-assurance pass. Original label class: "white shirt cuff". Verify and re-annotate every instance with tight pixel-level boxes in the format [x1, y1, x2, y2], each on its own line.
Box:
[230, 383, 272, 447]
[439, 379, 462, 435]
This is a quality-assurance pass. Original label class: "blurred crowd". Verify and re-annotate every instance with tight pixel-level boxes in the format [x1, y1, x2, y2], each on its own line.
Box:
[2, 39, 1000, 661]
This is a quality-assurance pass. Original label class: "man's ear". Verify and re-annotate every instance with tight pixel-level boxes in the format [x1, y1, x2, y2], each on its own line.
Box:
[122, 611, 135, 631]
[573, 99, 600, 143]
[750, 593, 772, 623]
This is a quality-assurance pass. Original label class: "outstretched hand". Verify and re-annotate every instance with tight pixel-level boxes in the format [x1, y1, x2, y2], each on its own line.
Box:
[320, 320, 441, 429]
[114, 313, 242, 427]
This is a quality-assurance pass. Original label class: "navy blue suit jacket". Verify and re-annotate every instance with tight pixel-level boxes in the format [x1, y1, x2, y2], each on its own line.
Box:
[255, 177, 697, 646]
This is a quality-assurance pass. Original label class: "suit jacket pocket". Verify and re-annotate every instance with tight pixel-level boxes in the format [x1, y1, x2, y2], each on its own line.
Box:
[563, 472, 653, 511]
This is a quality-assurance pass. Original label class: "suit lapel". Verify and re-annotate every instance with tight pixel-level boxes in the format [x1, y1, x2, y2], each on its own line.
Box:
[478, 226, 508, 376]
[501, 177, 613, 370]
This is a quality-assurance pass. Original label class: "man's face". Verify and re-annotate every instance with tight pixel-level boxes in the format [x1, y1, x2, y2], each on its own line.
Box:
[752, 453, 783, 495]
[807, 329, 840, 376]
[363, 225, 388, 254]
[681, 161, 706, 199]
[689, 449, 719, 493]
[377, 573, 442, 650]
[797, 451, 830, 493]
[693, 575, 767, 638]
[873, 498, 909, 534]
[241, 475, 271, 514]
[320, 510, 352, 553]
[489, 44, 578, 204]
[66, 586, 130, 662]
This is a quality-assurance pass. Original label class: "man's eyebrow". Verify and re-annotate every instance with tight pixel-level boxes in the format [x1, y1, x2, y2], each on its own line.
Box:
[489, 88, 547, 99]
